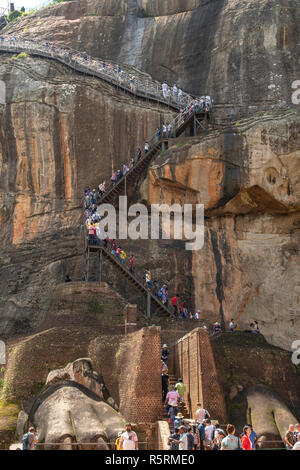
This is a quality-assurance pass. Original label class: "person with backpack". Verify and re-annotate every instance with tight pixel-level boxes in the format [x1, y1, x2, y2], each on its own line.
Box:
[221, 424, 242, 450]
[22, 427, 37, 450]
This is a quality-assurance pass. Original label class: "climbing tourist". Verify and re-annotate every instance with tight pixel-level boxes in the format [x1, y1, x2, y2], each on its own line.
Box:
[129, 255, 135, 274]
[253, 320, 260, 334]
[175, 378, 186, 403]
[111, 171, 117, 186]
[194, 310, 200, 320]
[22, 427, 37, 451]
[221, 424, 242, 450]
[83, 51, 87, 61]
[168, 123, 172, 138]
[172, 294, 178, 317]
[98, 181, 106, 198]
[120, 249, 127, 264]
[161, 344, 169, 364]
[173, 84, 178, 99]
[156, 127, 161, 142]
[240, 425, 253, 450]
[65, 274, 72, 283]
[161, 360, 169, 402]
[213, 322, 221, 333]
[165, 386, 180, 414]
[145, 270, 152, 289]
[162, 81, 168, 99]
[144, 142, 150, 153]
[174, 412, 184, 430]
[285, 424, 295, 450]
[119, 424, 138, 450]
[163, 124, 167, 138]
[229, 318, 236, 332]
[195, 403, 210, 424]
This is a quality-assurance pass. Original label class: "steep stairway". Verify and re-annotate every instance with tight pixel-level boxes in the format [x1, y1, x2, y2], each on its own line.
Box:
[98, 107, 208, 207]
[87, 241, 172, 316]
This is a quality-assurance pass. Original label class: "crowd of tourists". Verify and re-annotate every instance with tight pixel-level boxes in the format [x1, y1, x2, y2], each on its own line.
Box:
[160, 345, 300, 451]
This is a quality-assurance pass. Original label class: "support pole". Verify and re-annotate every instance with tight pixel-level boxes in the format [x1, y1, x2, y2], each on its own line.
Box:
[86, 247, 90, 282]
[147, 291, 151, 318]
[99, 249, 102, 283]
[205, 113, 208, 135]
[194, 114, 197, 136]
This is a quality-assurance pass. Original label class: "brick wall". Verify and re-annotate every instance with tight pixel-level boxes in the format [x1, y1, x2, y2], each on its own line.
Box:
[124, 304, 138, 334]
[118, 326, 162, 423]
[174, 327, 227, 424]
[156, 421, 170, 450]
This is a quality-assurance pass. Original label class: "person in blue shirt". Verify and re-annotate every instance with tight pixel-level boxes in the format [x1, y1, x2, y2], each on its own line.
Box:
[248, 424, 258, 449]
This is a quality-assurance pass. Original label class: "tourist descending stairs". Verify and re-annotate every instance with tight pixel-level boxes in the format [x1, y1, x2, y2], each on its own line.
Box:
[85, 239, 172, 316]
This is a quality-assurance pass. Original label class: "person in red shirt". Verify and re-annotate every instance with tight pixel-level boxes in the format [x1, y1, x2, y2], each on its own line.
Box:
[241, 426, 253, 450]
[172, 295, 178, 317]
[129, 255, 135, 274]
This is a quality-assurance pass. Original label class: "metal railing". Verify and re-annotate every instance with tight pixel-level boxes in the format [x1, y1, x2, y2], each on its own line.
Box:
[34, 441, 148, 450]
[0, 37, 193, 111]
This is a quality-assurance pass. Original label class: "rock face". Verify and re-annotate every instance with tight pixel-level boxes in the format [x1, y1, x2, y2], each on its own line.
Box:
[3, 0, 300, 114]
[0, 55, 173, 335]
[141, 113, 300, 350]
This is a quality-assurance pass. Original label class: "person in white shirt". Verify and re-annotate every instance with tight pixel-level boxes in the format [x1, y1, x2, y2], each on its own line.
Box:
[229, 319, 235, 332]
[292, 433, 300, 450]
[171, 426, 188, 450]
[194, 310, 200, 320]
[195, 403, 210, 424]
[163, 124, 167, 138]
[204, 419, 215, 447]
[119, 423, 138, 450]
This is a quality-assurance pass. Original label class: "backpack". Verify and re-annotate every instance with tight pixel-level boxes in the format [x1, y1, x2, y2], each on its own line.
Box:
[22, 433, 29, 450]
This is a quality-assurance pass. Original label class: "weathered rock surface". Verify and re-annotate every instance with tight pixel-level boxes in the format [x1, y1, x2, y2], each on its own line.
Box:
[28, 359, 126, 449]
[141, 113, 300, 350]
[3, 0, 300, 114]
[0, 55, 173, 335]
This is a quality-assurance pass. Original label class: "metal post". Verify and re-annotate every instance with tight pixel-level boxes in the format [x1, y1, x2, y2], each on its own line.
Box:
[147, 291, 151, 318]
[99, 249, 102, 283]
[205, 113, 208, 135]
[194, 114, 197, 136]
[86, 247, 90, 282]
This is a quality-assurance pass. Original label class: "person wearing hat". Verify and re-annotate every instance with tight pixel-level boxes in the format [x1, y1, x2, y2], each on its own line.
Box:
[170, 426, 188, 450]
[115, 431, 123, 450]
[161, 344, 169, 364]
[174, 412, 184, 429]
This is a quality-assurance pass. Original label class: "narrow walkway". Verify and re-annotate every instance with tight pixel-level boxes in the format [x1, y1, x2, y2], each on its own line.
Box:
[0, 37, 193, 111]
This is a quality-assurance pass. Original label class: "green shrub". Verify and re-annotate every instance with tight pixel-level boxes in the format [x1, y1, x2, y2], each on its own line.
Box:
[7, 10, 23, 22]
[11, 52, 28, 60]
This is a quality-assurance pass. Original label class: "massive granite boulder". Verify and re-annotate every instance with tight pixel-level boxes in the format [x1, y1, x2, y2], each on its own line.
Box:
[19, 359, 125, 449]
[3, 0, 300, 114]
